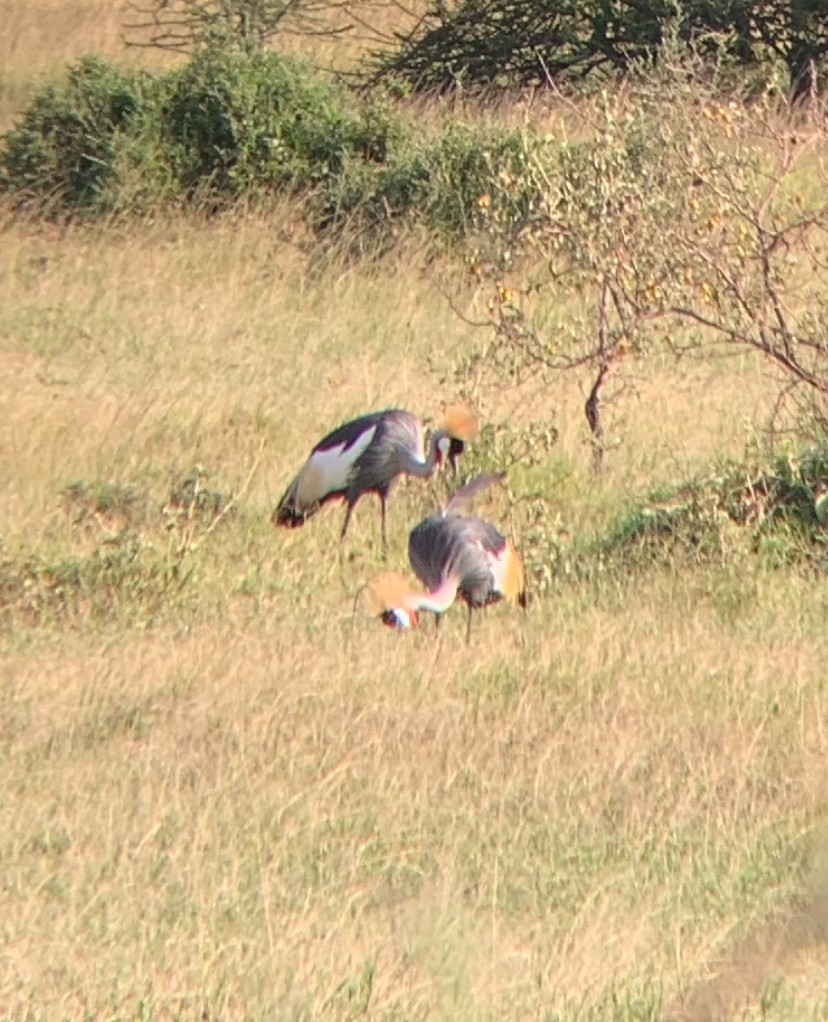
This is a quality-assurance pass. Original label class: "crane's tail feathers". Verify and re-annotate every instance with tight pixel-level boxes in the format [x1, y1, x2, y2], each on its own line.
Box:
[441, 402, 480, 441]
[272, 479, 313, 528]
[273, 503, 306, 527]
[444, 471, 507, 515]
[503, 541, 527, 607]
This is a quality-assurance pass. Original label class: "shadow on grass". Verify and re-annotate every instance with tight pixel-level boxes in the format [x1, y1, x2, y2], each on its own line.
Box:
[666, 887, 828, 1021]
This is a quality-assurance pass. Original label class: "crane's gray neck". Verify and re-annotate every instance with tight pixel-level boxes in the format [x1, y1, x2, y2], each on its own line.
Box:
[409, 577, 458, 614]
[404, 430, 447, 479]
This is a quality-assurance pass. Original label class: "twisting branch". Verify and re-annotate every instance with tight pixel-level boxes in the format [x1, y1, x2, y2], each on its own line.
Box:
[123, 0, 356, 55]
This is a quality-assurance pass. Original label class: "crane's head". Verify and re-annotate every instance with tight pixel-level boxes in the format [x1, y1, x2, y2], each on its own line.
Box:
[380, 607, 419, 631]
[434, 434, 460, 475]
[368, 572, 421, 631]
[437, 403, 479, 476]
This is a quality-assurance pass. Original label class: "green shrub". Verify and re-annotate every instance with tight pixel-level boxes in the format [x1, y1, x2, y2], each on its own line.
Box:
[158, 48, 363, 199]
[314, 119, 552, 239]
[0, 55, 152, 211]
[421, 122, 532, 232]
[0, 50, 372, 211]
[1, 48, 553, 239]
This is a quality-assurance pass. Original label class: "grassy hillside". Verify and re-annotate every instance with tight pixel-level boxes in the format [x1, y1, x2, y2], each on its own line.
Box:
[2, 5, 828, 1022]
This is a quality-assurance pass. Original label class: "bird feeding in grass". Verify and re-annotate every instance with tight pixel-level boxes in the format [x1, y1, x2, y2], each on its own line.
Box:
[273, 404, 479, 547]
[368, 473, 527, 642]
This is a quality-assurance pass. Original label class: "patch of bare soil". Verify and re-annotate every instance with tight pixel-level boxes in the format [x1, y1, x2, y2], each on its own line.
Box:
[666, 891, 828, 1021]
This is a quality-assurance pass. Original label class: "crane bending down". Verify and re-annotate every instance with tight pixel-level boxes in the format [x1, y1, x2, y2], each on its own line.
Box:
[370, 474, 527, 641]
[273, 405, 478, 546]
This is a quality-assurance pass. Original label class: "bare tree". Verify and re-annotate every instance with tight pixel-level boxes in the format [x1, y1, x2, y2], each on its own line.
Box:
[123, 0, 353, 55]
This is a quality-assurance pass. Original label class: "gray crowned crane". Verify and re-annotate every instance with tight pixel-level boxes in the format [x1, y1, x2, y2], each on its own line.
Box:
[369, 474, 527, 641]
[273, 404, 478, 547]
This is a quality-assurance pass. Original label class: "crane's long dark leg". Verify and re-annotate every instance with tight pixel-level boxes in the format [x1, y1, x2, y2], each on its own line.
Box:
[340, 500, 355, 542]
[380, 493, 388, 552]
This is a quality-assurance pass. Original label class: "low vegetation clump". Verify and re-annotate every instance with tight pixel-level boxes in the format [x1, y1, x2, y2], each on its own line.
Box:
[60, 477, 153, 531]
[581, 448, 828, 577]
[159, 48, 370, 201]
[0, 469, 238, 632]
[0, 50, 373, 212]
[0, 537, 188, 629]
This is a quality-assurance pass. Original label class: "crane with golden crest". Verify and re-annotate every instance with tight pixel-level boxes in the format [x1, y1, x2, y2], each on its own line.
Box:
[273, 403, 479, 547]
[368, 473, 527, 641]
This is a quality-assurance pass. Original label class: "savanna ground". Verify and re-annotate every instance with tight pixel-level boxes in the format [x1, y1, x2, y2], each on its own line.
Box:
[2, 4, 828, 1021]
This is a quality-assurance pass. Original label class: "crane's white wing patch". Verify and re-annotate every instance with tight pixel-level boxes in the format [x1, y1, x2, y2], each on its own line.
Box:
[294, 426, 377, 508]
[411, 423, 426, 465]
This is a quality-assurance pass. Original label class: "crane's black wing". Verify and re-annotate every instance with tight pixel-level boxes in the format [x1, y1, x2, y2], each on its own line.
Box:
[275, 409, 405, 525]
[311, 410, 392, 454]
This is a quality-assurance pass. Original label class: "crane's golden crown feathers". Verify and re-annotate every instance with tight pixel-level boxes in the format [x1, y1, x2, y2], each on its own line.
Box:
[440, 402, 480, 441]
[366, 572, 416, 615]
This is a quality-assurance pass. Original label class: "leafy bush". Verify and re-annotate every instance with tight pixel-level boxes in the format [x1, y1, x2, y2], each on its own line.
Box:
[0, 56, 152, 210]
[158, 48, 363, 199]
[418, 122, 542, 233]
[0, 50, 418, 217]
[313, 118, 552, 240]
[0, 49, 555, 239]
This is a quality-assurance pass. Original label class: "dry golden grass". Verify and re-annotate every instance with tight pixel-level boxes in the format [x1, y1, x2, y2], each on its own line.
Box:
[2, 0, 129, 71]
[2, 7, 828, 1019]
[2, 207, 827, 1022]
[2, 586, 826, 1020]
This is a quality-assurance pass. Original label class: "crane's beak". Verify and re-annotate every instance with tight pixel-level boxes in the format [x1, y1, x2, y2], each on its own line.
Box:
[447, 437, 465, 476]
